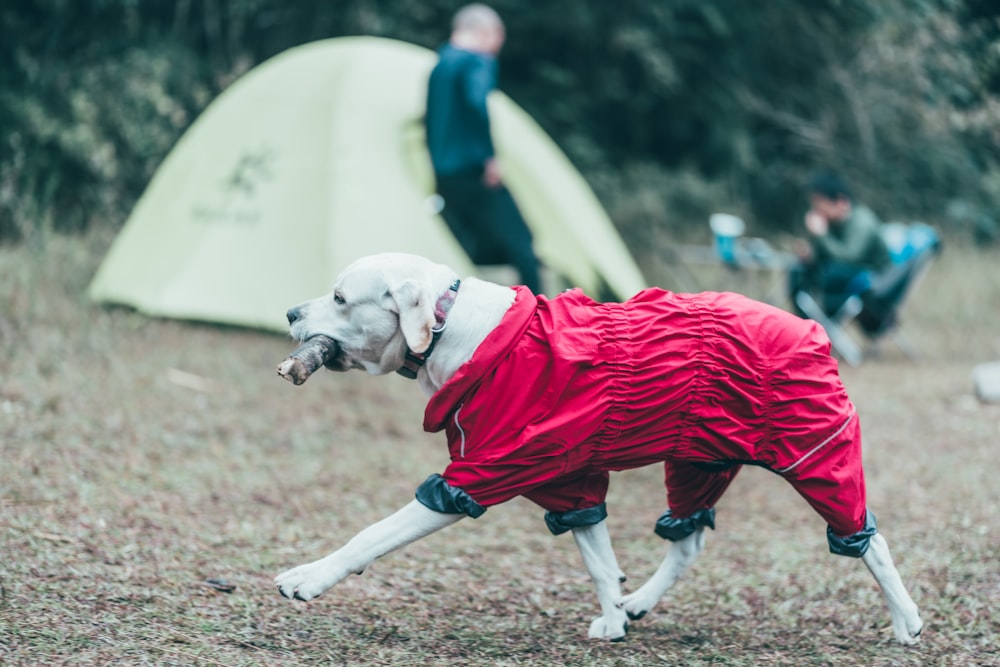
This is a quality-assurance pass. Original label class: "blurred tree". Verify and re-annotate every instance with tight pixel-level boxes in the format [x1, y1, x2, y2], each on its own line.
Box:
[1, 0, 998, 249]
[961, 0, 1000, 95]
[494, 1, 885, 231]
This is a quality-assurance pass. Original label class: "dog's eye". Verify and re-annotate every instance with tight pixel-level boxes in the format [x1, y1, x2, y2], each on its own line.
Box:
[333, 292, 346, 305]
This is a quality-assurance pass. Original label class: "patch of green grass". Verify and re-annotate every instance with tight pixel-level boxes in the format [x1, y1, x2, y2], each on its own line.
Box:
[1, 231, 999, 665]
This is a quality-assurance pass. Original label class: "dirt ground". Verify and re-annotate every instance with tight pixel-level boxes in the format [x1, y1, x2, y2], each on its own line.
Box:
[1, 234, 998, 666]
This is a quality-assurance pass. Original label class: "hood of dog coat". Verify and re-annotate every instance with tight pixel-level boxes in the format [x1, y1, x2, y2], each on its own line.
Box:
[423, 285, 538, 432]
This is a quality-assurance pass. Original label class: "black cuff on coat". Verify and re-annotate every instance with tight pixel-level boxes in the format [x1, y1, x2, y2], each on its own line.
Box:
[415, 474, 487, 518]
[654, 507, 716, 541]
[544, 503, 608, 535]
[827, 509, 877, 557]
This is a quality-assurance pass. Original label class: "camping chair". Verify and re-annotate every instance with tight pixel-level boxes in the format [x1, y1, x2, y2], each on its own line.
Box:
[794, 222, 942, 366]
[707, 214, 796, 304]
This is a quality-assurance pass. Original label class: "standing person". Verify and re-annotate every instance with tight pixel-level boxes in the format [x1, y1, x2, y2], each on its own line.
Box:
[425, 3, 542, 294]
[788, 170, 893, 332]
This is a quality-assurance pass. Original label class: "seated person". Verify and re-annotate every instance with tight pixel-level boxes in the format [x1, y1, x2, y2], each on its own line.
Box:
[788, 171, 895, 335]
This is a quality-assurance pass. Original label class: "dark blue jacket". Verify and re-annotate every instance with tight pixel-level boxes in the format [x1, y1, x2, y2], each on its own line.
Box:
[425, 43, 497, 177]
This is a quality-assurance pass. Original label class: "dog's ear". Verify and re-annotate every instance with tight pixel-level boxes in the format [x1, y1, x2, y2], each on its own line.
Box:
[387, 278, 437, 353]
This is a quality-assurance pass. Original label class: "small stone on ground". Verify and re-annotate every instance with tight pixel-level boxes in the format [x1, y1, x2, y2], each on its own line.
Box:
[972, 361, 1000, 403]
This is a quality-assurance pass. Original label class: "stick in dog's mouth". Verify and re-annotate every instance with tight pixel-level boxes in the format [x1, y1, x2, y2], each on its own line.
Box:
[276, 335, 339, 385]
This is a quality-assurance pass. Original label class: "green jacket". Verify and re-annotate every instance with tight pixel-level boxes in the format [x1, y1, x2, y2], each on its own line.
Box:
[812, 204, 892, 271]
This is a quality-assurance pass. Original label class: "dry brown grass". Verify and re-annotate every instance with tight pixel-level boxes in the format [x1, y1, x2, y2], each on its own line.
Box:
[1, 232, 999, 666]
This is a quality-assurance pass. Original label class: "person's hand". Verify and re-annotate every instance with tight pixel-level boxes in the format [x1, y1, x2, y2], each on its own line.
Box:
[804, 210, 829, 236]
[793, 238, 813, 261]
[482, 157, 502, 188]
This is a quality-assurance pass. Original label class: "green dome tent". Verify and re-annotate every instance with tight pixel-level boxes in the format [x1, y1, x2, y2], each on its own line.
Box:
[89, 37, 646, 333]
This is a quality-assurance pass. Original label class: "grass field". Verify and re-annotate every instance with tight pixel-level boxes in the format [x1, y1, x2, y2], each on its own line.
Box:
[2, 232, 999, 666]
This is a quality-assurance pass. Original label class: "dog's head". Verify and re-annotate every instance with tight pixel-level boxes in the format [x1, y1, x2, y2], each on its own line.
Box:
[285, 253, 460, 375]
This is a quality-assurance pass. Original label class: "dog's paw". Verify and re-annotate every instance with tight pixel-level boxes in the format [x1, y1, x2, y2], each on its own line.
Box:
[892, 608, 924, 646]
[587, 609, 629, 642]
[618, 587, 658, 621]
[274, 558, 344, 601]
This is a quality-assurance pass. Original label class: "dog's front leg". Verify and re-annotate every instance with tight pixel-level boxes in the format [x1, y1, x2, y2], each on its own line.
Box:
[571, 521, 630, 641]
[619, 527, 705, 621]
[861, 532, 923, 645]
[275, 500, 464, 601]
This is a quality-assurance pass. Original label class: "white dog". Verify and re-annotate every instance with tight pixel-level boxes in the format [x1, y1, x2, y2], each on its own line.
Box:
[274, 253, 922, 645]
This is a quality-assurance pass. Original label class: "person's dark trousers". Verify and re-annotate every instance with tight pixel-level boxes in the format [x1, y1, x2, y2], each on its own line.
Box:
[816, 261, 870, 314]
[789, 259, 895, 334]
[788, 261, 821, 318]
[435, 170, 542, 294]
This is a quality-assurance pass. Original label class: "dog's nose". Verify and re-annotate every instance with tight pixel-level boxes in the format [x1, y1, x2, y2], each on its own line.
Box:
[286, 307, 302, 325]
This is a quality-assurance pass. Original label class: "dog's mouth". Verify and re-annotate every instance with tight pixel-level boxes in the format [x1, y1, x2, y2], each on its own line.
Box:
[306, 335, 349, 370]
[311, 336, 364, 372]
[322, 343, 353, 371]
[289, 325, 344, 362]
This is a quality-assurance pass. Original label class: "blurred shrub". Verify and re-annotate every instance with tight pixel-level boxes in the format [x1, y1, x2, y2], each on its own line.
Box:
[497, 0, 1000, 240]
[0, 43, 212, 242]
[587, 163, 737, 246]
[1, 0, 998, 250]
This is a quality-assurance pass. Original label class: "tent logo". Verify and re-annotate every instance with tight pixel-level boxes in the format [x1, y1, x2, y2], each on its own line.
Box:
[190, 147, 276, 225]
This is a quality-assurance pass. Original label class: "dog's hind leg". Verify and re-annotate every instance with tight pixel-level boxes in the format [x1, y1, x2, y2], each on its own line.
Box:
[618, 461, 736, 626]
[619, 527, 705, 622]
[571, 521, 630, 641]
[861, 532, 923, 645]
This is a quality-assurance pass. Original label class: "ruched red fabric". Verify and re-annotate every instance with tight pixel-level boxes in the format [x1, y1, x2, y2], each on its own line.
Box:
[423, 286, 867, 537]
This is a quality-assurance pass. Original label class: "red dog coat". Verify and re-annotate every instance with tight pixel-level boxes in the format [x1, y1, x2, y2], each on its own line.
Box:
[420, 286, 868, 541]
